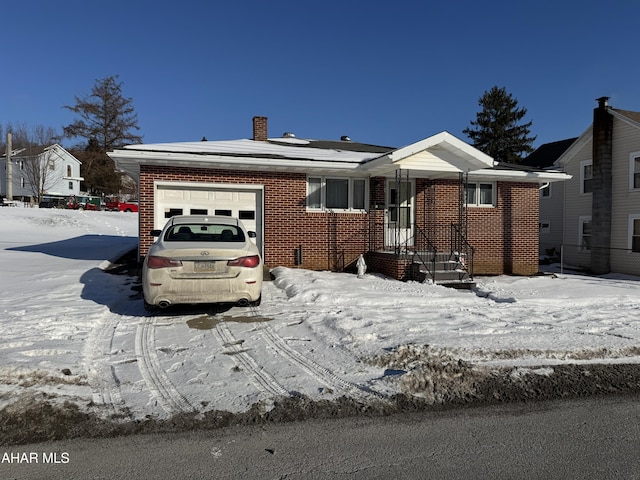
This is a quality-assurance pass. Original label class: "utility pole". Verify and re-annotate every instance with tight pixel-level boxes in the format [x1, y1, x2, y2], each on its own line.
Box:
[6, 132, 12, 200]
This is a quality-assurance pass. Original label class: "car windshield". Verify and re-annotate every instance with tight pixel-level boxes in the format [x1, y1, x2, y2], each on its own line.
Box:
[164, 224, 245, 242]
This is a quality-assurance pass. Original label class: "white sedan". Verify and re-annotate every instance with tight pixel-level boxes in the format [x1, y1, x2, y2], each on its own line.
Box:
[142, 215, 262, 310]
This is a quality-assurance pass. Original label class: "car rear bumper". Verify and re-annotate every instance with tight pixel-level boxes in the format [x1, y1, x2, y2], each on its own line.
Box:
[143, 276, 262, 307]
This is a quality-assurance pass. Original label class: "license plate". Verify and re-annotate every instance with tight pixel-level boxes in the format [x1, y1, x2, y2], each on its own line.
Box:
[194, 261, 219, 272]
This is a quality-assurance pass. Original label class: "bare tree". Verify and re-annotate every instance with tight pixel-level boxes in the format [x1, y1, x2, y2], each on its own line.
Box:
[21, 149, 57, 203]
[1, 124, 60, 203]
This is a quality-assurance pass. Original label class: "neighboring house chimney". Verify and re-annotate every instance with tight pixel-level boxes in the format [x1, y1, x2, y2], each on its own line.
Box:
[591, 97, 613, 274]
[253, 116, 268, 142]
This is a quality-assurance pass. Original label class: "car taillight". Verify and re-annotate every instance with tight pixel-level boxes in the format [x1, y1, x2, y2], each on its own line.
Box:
[227, 255, 260, 268]
[147, 255, 183, 269]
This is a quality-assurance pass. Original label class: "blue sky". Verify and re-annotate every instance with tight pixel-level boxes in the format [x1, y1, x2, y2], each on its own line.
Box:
[2, 0, 639, 151]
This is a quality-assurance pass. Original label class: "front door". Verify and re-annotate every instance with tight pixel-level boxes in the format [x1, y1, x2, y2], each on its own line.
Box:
[385, 179, 415, 249]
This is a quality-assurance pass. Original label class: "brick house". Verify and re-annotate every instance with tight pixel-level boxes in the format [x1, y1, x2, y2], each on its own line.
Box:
[108, 117, 569, 284]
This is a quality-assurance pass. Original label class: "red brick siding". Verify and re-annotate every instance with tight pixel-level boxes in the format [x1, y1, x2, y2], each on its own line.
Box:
[139, 165, 370, 271]
[419, 179, 539, 275]
[138, 167, 539, 276]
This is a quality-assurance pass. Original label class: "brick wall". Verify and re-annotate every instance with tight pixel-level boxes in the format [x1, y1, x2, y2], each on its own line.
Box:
[139, 165, 369, 271]
[419, 179, 539, 275]
[139, 167, 539, 276]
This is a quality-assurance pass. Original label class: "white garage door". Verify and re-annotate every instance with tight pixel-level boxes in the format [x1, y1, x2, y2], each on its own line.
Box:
[155, 182, 263, 253]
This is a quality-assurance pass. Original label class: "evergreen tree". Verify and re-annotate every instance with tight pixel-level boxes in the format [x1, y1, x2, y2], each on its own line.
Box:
[62, 75, 142, 195]
[463, 86, 536, 164]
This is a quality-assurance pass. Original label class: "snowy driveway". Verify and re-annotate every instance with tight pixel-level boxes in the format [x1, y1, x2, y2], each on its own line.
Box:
[2, 207, 640, 421]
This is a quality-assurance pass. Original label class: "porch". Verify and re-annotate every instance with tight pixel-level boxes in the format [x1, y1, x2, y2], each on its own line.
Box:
[365, 222, 475, 288]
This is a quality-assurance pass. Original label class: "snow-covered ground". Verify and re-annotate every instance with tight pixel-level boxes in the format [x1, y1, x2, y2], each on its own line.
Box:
[1, 206, 640, 422]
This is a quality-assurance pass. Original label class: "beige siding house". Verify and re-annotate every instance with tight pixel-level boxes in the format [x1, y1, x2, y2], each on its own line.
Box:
[554, 98, 640, 275]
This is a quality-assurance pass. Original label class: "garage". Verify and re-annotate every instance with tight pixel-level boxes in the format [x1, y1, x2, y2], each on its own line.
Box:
[154, 181, 264, 254]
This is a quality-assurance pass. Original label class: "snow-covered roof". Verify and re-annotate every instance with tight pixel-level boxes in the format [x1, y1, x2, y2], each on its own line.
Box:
[108, 131, 570, 184]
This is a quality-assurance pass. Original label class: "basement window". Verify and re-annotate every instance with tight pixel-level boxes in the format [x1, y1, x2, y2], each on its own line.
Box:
[465, 182, 495, 207]
[306, 176, 368, 212]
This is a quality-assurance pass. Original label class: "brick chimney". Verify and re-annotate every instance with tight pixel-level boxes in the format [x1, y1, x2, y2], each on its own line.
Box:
[591, 96, 613, 274]
[253, 116, 268, 142]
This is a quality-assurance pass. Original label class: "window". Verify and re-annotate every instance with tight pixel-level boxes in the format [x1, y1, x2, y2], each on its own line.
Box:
[307, 177, 322, 209]
[20, 177, 25, 188]
[215, 209, 232, 216]
[190, 208, 208, 215]
[541, 184, 551, 198]
[326, 179, 349, 209]
[67, 165, 72, 177]
[165, 223, 245, 243]
[630, 152, 640, 190]
[306, 176, 368, 212]
[68, 181, 73, 190]
[164, 208, 183, 219]
[580, 160, 593, 194]
[579, 216, 592, 251]
[540, 220, 550, 235]
[352, 179, 366, 210]
[239, 210, 255, 220]
[465, 182, 495, 206]
[629, 215, 640, 253]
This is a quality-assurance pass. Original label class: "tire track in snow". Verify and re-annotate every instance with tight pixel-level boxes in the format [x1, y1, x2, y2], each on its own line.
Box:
[248, 306, 387, 401]
[85, 314, 128, 417]
[213, 321, 290, 398]
[135, 317, 195, 415]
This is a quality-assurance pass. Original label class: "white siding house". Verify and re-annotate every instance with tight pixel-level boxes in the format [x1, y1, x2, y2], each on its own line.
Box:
[1, 144, 83, 202]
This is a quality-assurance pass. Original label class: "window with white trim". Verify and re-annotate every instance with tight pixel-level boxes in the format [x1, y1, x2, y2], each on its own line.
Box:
[465, 182, 495, 206]
[580, 160, 593, 194]
[630, 152, 640, 190]
[306, 177, 368, 212]
[629, 215, 640, 253]
[579, 216, 592, 251]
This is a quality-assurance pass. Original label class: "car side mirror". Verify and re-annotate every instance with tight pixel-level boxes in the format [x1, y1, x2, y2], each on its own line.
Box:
[248, 231, 256, 238]
[150, 229, 162, 237]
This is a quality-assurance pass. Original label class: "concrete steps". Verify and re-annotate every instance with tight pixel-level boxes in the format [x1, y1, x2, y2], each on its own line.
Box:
[413, 251, 475, 289]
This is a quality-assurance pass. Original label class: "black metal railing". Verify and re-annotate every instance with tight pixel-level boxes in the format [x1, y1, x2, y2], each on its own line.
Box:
[413, 224, 438, 283]
[450, 223, 475, 281]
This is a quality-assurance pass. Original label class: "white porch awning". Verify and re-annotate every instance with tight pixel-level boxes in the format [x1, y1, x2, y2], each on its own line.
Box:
[359, 132, 495, 176]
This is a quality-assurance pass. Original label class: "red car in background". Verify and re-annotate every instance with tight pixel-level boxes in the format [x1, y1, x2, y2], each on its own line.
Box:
[67, 195, 100, 210]
[105, 198, 139, 212]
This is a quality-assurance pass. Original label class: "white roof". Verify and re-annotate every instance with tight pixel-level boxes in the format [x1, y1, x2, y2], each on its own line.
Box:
[109, 132, 570, 184]
[121, 138, 379, 164]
